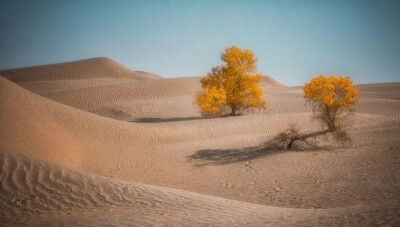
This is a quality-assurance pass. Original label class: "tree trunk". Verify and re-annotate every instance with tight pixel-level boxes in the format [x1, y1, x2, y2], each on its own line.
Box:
[287, 128, 333, 149]
[230, 106, 237, 116]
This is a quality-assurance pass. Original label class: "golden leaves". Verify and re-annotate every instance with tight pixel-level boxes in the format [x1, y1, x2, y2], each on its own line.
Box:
[196, 46, 266, 117]
[196, 87, 227, 117]
[304, 75, 360, 130]
[304, 75, 360, 109]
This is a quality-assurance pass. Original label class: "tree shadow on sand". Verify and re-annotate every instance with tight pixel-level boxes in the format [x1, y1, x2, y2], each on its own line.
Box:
[188, 146, 283, 167]
[131, 117, 201, 123]
[187, 135, 327, 167]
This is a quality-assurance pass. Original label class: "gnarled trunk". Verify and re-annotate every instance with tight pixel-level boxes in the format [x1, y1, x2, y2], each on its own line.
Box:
[287, 128, 334, 149]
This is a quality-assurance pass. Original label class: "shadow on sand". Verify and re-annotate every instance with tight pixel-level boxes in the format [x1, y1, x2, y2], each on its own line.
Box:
[188, 136, 289, 166]
[131, 117, 201, 123]
[188, 146, 284, 166]
[188, 136, 324, 167]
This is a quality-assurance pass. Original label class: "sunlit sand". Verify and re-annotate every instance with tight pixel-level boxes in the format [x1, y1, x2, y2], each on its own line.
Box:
[1, 58, 399, 226]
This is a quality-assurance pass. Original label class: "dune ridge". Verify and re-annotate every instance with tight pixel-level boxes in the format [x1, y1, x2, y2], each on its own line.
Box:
[0, 57, 162, 82]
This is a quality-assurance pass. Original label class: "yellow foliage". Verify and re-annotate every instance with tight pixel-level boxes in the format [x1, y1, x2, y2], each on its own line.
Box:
[304, 75, 360, 130]
[304, 75, 360, 109]
[196, 46, 266, 117]
[196, 87, 226, 117]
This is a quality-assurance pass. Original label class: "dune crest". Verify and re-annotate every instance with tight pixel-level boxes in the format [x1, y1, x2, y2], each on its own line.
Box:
[0, 57, 162, 82]
[260, 75, 287, 88]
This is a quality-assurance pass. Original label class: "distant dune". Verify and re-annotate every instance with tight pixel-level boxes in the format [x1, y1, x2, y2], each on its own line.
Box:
[0, 57, 162, 82]
[1, 58, 399, 226]
[260, 75, 287, 88]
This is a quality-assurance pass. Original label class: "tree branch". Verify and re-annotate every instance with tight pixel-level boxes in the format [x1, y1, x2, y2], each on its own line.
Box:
[287, 128, 333, 149]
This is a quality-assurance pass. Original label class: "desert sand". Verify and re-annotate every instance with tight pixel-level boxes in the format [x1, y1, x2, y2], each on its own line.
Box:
[1, 58, 399, 226]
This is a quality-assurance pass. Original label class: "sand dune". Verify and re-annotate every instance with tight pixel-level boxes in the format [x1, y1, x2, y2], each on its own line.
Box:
[0, 57, 162, 82]
[1, 69, 292, 120]
[42, 79, 400, 120]
[3, 61, 395, 121]
[1, 76, 398, 169]
[1, 59, 400, 226]
[2, 148, 399, 226]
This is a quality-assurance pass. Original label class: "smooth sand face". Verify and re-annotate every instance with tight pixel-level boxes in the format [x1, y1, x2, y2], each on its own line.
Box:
[1, 58, 399, 226]
[0, 57, 162, 82]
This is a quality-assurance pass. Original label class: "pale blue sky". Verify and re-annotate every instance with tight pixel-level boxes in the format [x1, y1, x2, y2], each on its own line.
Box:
[0, 0, 399, 85]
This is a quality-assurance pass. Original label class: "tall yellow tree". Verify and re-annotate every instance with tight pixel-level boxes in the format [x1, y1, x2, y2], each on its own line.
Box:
[196, 46, 266, 117]
[286, 75, 360, 149]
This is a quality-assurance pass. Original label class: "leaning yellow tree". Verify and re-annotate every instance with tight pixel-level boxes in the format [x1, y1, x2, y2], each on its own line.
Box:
[286, 75, 360, 149]
[196, 46, 266, 117]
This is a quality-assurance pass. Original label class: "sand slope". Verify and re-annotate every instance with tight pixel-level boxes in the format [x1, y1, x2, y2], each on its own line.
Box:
[2, 148, 399, 226]
[1, 59, 400, 226]
[10, 72, 399, 121]
[1, 75, 398, 171]
[0, 57, 162, 82]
